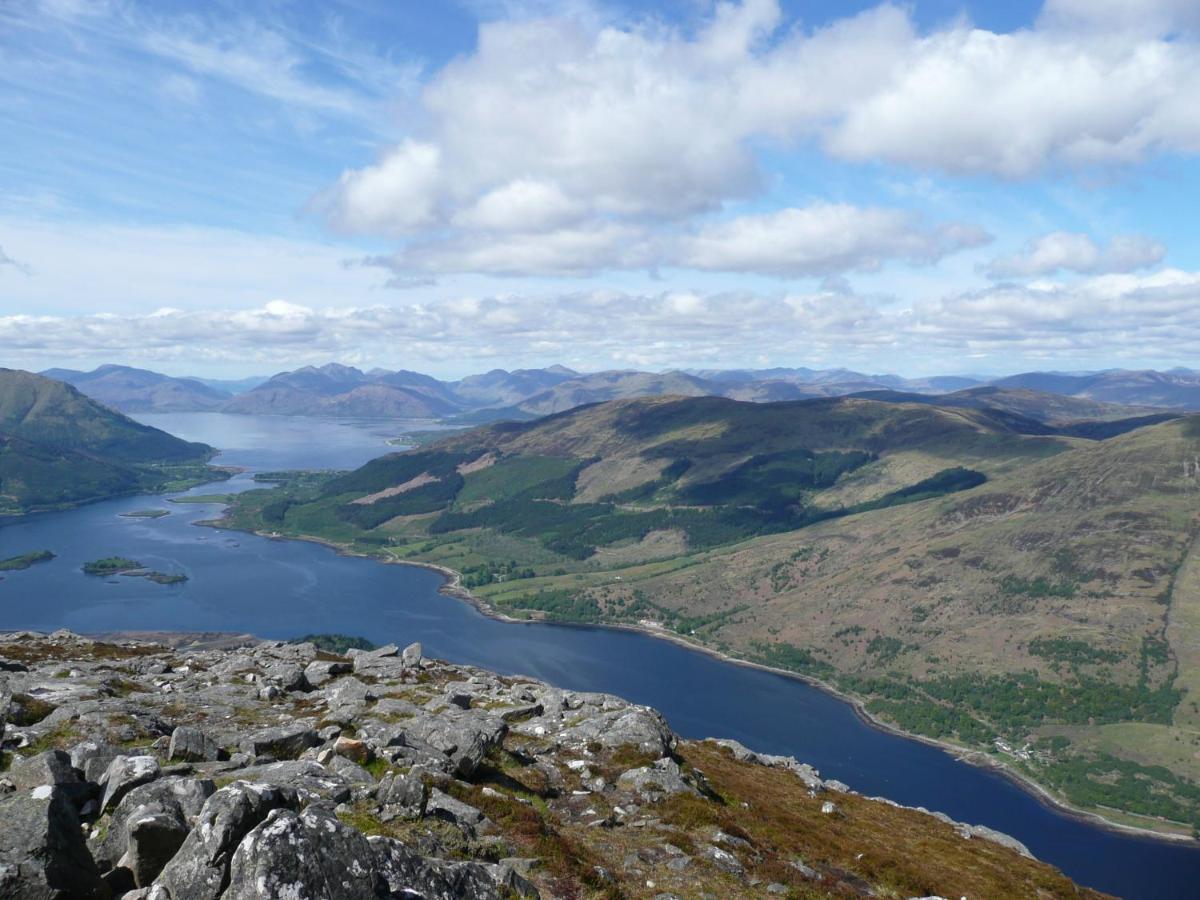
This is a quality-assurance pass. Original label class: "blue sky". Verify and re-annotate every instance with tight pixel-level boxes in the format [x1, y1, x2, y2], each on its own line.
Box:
[1, 0, 1198, 377]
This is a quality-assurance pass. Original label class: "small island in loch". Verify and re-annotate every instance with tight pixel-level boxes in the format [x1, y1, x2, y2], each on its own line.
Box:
[81, 557, 188, 585]
[81, 557, 144, 576]
[0, 550, 56, 571]
[118, 508, 171, 519]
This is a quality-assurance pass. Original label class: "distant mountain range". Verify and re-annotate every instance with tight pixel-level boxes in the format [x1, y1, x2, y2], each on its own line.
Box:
[0, 369, 215, 514]
[44, 365, 233, 413]
[39, 362, 1200, 419]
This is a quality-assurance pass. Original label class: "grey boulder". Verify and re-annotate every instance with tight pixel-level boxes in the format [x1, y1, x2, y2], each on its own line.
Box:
[99, 755, 161, 814]
[91, 776, 215, 885]
[239, 723, 319, 760]
[223, 806, 380, 900]
[617, 758, 698, 801]
[153, 781, 298, 900]
[302, 659, 350, 688]
[401, 641, 423, 667]
[167, 726, 222, 763]
[0, 786, 107, 899]
[6, 750, 93, 807]
[377, 771, 427, 821]
[230, 760, 353, 805]
[402, 711, 507, 778]
[69, 739, 121, 786]
[370, 836, 532, 900]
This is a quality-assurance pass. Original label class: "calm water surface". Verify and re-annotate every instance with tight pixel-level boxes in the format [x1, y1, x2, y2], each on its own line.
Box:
[1, 412, 1197, 898]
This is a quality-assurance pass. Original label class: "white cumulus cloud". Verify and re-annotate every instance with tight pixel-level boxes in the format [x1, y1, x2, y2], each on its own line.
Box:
[985, 232, 1166, 278]
[679, 205, 990, 276]
[6, 269, 1200, 374]
[318, 1, 1200, 277]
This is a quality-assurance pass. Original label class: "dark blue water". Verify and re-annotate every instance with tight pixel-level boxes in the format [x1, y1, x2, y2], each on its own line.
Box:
[1, 414, 1197, 898]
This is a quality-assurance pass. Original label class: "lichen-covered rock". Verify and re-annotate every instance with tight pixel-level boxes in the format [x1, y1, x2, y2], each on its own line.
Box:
[401, 710, 507, 778]
[99, 755, 161, 814]
[260, 661, 308, 693]
[552, 705, 675, 757]
[90, 776, 214, 881]
[351, 643, 409, 680]
[223, 806, 380, 900]
[370, 836, 528, 900]
[153, 781, 298, 900]
[377, 771, 428, 821]
[322, 676, 375, 722]
[617, 758, 698, 801]
[230, 759, 353, 805]
[0, 786, 107, 899]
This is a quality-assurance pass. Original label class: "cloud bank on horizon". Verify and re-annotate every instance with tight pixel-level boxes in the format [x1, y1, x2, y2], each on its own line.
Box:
[0, 0, 1198, 376]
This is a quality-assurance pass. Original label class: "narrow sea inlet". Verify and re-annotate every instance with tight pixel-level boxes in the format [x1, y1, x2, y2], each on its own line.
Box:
[1, 413, 1197, 898]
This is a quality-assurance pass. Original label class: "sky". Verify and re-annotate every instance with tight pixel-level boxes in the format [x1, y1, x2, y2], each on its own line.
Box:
[1, 0, 1199, 379]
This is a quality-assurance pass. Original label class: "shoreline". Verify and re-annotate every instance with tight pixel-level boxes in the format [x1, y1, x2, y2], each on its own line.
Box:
[199, 513, 1196, 847]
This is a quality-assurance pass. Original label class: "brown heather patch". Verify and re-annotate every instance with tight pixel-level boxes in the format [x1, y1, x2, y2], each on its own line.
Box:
[428, 731, 1109, 898]
[0, 639, 161, 664]
[665, 741, 1110, 900]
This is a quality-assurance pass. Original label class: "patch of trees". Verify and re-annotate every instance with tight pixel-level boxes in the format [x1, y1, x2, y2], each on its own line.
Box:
[1028, 637, 1121, 666]
[679, 449, 875, 508]
[920, 671, 1181, 729]
[497, 589, 603, 622]
[290, 634, 374, 654]
[850, 467, 986, 513]
[1038, 751, 1200, 828]
[749, 641, 834, 677]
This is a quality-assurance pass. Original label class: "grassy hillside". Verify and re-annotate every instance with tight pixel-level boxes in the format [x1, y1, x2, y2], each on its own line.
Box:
[218, 394, 1200, 834]
[0, 368, 210, 462]
[0, 369, 219, 514]
[855, 385, 1174, 428]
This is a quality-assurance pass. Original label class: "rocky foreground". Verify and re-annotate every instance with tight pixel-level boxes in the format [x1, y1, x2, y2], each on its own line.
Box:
[0, 632, 1104, 899]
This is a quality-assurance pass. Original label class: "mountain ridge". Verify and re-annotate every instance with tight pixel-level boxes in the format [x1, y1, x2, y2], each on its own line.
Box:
[42, 362, 1200, 420]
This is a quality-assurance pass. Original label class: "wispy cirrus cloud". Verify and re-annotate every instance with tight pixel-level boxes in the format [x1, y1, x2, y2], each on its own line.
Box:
[3, 0, 419, 127]
[0, 243, 32, 275]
